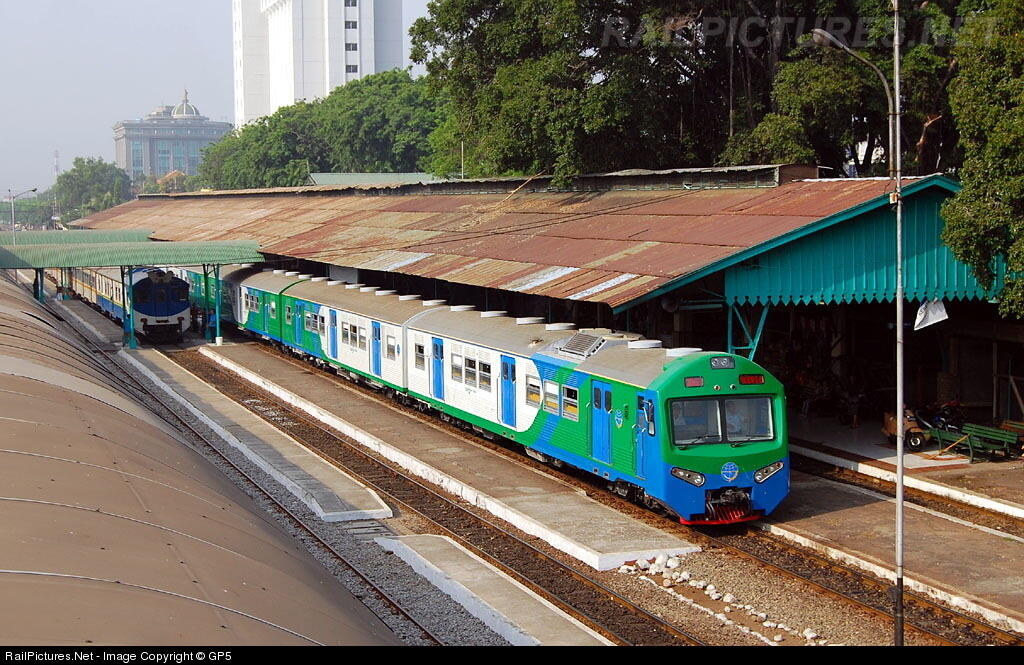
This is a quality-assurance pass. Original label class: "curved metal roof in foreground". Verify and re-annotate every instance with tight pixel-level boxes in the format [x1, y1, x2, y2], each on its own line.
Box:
[0, 278, 399, 645]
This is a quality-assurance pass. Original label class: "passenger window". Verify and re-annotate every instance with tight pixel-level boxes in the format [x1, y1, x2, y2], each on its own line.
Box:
[543, 381, 560, 414]
[358, 327, 367, 350]
[465, 358, 477, 387]
[526, 376, 542, 407]
[386, 335, 397, 360]
[285, 305, 293, 324]
[451, 354, 463, 382]
[562, 387, 579, 421]
[414, 343, 425, 369]
[604, 390, 613, 412]
[479, 362, 492, 391]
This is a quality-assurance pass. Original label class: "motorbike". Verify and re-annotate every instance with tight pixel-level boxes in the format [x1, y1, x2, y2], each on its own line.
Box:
[882, 400, 964, 452]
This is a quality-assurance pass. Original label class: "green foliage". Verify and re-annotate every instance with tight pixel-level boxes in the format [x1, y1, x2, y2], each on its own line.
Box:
[413, 1, 967, 182]
[942, 0, 1024, 315]
[200, 71, 438, 189]
[53, 157, 131, 220]
[719, 114, 816, 166]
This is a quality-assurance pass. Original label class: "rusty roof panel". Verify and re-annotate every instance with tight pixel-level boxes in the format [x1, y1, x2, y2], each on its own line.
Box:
[74, 177, 931, 307]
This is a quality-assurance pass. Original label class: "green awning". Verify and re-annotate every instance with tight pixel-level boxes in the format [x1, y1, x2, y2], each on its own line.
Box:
[0, 230, 154, 245]
[0, 240, 264, 269]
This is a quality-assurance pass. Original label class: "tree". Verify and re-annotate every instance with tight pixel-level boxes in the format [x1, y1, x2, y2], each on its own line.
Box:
[942, 0, 1024, 315]
[53, 157, 131, 220]
[199, 71, 438, 189]
[413, 1, 969, 181]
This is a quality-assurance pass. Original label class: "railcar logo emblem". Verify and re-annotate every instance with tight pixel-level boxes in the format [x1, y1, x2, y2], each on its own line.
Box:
[614, 410, 624, 428]
[721, 462, 740, 482]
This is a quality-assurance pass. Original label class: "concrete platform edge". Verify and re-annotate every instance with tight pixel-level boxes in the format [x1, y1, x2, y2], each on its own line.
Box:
[375, 535, 614, 646]
[118, 349, 392, 522]
[791, 443, 1024, 520]
[761, 521, 1024, 634]
[200, 346, 699, 570]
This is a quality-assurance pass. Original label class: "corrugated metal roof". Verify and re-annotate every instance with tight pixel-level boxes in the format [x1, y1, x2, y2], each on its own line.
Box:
[73, 175, 956, 309]
[0, 229, 153, 245]
[0, 240, 264, 269]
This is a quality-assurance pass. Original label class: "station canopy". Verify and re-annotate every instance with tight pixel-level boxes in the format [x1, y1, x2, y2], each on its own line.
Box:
[0, 231, 263, 269]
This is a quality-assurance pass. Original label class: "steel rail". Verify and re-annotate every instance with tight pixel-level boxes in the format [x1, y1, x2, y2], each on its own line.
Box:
[33, 294, 444, 647]
[244, 338, 1024, 647]
[176, 350, 706, 647]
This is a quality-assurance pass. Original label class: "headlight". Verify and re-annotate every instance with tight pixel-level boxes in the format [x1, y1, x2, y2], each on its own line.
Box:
[671, 467, 705, 487]
[754, 461, 784, 483]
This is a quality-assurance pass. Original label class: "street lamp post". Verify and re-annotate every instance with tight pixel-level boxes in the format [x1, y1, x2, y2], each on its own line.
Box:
[7, 187, 38, 285]
[811, 16, 906, 646]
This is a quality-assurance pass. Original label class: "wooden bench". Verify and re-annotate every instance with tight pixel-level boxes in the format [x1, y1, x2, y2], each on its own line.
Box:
[959, 423, 1021, 462]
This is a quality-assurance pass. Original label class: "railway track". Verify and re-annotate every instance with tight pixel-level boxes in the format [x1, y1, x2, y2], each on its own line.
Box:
[211, 337, 1024, 647]
[39, 301, 446, 646]
[170, 350, 707, 647]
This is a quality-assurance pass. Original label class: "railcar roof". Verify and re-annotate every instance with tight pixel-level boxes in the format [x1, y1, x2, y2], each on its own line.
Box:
[409, 307, 577, 357]
[284, 280, 444, 325]
[230, 269, 304, 293]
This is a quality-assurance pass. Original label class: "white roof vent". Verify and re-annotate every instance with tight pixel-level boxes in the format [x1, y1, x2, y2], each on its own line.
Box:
[559, 332, 605, 359]
[423, 299, 446, 306]
[297, 274, 313, 280]
[375, 289, 397, 296]
[545, 323, 576, 331]
[580, 327, 612, 335]
[450, 305, 475, 312]
[284, 271, 299, 276]
[326, 280, 342, 286]
[480, 311, 507, 318]
[628, 340, 663, 349]
[666, 347, 703, 357]
[273, 269, 285, 274]
[310, 276, 327, 282]
[359, 286, 379, 293]
[239, 263, 254, 268]
[516, 317, 545, 325]
[261, 268, 273, 272]
[398, 294, 421, 301]
[344, 283, 364, 289]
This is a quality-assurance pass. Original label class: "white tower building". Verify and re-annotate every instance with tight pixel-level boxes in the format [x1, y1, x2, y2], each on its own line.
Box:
[232, 0, 408, 127]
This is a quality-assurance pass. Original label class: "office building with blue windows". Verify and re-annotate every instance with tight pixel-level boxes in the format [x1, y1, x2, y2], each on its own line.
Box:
[113, 92, 233, 182]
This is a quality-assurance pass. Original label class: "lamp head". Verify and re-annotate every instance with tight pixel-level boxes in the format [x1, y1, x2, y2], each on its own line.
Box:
[810, 28, 840, 49]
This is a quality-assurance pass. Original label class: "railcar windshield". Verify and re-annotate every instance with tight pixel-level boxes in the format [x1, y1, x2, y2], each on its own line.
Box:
[669, 396, 774, 448]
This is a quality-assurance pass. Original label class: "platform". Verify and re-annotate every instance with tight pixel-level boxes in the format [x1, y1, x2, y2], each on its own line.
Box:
[50, 299, 123, 350]
[791, 413, 1024, 520]
[200, 343, 699, 571]
[377, 535, 612, 646]
[119, 348, 392, 522]
[767, 471, 1024, 633]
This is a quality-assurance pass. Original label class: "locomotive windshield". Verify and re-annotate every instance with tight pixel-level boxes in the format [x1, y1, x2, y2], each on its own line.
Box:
[669, 396, 773, 447]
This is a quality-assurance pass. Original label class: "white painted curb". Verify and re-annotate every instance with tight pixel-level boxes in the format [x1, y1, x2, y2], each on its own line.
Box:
[791, 443, 1024, 520]
[375, 535, 614, 647]
[200, 346, 698, 570]
[118, 349, 392, 522]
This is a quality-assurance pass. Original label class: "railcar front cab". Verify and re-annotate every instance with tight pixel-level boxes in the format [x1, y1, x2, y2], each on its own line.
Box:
[648, 352, 788, 524]
[133, 269, 190, 341]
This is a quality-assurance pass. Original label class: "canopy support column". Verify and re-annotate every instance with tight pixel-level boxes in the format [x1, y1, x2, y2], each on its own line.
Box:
[727, 302, 769, 361]
[121, 265, 137, 350]
[33, 269, 45, 303]
[214, 263, 222, 345]
[202, 264, 212, 341]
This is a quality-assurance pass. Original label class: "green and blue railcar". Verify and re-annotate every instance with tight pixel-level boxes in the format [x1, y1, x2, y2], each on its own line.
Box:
[200, 266, 789, 523]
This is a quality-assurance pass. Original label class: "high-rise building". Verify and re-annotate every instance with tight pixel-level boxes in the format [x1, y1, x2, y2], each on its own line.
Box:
[113, 92, 233, 182]
[232, 0, 409, 127]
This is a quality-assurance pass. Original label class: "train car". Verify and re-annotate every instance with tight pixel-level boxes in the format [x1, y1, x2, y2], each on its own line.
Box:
[217, 268, 789, 524]
[69, 266, 191, 342]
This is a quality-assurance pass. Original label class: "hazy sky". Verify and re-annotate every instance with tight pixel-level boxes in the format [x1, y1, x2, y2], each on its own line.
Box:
[0, 0, 429, 195]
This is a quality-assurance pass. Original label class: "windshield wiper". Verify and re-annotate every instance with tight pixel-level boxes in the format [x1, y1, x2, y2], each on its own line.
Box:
[729, 437, 766, 447]
[677, 434, 721, 449]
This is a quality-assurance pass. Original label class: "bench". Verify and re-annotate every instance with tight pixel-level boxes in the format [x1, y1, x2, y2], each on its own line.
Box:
[959, 423, 1021, 462]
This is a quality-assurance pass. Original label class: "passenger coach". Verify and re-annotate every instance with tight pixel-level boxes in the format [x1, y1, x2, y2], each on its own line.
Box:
[185, 266, 789, 524]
